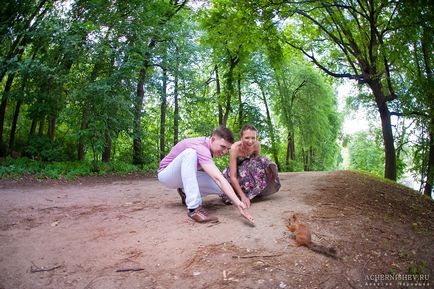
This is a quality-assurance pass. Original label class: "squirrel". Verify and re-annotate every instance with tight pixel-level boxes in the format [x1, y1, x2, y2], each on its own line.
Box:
[287, 214, 339, 259]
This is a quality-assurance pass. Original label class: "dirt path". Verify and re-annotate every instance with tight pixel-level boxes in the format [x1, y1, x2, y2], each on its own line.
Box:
[0, 171, 432, 289]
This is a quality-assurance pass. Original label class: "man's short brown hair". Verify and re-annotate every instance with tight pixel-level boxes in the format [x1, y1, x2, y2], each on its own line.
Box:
[212, 126, 234, 144]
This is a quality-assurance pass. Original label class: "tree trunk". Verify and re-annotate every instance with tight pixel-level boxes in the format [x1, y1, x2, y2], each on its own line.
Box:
[102, 131, 111, 163]
[373, 91, 397, 181]
[159, 66, 168, 161]
[29, 119, 37, 136]
[237, 73, 243, 128]
[222, 55, 239, 127]
[215, 65, 223, 126]
[38, 119, 45, 136]
[286, 132, 295, 166]
[48, 118, 56, 142]
[0, 73, 15, 155]
[173, 62, 179, 146]
[426, 125, 434, 197]
[285, 133, 290, 166]
[259, 83, 280, 169]
[364, 72, 397, 180]
[9, 99, 22, 153]
[133, 67, 146, 165]
[302, 148, 308, 171]
[309, 147, 314, 170]
[133, 40, 155, 165]
[77, 110, 87, 161]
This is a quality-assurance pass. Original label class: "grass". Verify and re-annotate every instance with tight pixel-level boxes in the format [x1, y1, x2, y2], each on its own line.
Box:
[0, 157, 155, 180]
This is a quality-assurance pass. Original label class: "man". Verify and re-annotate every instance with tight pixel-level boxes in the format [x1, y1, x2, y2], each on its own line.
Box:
[158, 126, 255, 224]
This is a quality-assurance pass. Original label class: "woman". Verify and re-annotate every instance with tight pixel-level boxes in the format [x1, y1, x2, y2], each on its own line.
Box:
[222, 124, 281, 207]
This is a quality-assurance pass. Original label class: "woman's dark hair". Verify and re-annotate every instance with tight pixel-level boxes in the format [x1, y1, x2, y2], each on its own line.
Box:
[240, 124, 258, 137]
[213, 126, 234, 144]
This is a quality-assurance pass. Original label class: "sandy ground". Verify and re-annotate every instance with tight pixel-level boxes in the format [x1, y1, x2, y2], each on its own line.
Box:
[0, 171, 432, 289]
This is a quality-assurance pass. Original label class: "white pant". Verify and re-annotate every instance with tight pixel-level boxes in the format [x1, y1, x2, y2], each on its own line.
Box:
[158, 148, 222, 209]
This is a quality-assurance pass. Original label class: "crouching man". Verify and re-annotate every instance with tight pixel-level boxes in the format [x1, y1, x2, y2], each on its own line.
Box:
[158, 126, 255, 224]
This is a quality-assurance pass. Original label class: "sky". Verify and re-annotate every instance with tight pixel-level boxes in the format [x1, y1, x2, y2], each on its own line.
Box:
[336, 80, 371, 135]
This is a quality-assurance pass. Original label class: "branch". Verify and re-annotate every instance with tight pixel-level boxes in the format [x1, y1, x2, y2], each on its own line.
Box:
[160, 0, 188, 24]
[384, 93, 397, 102]
[322, 4, 361, 77]
[295, 9, 344, 48]
[383, 55, 396, 100]
[390, 111, 428, 118]
[291, 80, 307, 105]
[323, 4, 357, 56]
[283, 39, 363, 81]
[295, 5, 365, 79]
[380, 1, 399, 39]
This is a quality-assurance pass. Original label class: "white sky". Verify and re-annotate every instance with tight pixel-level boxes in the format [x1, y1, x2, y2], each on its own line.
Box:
[336, 81, 371, 135]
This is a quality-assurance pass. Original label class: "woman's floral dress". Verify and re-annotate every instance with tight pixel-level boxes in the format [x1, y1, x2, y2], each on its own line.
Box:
[222, 156, 281, 201]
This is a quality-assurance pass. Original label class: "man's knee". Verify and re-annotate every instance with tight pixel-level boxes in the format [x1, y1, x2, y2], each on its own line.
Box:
[183, 148, 197, 159]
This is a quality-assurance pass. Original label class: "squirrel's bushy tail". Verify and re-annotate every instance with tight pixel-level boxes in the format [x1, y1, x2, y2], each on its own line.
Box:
[307, 243, 339, 259]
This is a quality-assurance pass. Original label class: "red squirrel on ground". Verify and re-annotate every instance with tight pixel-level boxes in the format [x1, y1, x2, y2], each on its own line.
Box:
[287, 214, 339, 259]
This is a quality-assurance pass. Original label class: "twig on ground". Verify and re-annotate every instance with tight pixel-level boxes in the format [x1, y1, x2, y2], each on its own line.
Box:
[30, 262, 61, 273]
[232, 253, 283, 259]
[346, 276, 358, 289]
[256, 259, 286, 272]
[207, 222, 220, 227]
[115, 268, 145, 272]
[319, 276, 332, 286]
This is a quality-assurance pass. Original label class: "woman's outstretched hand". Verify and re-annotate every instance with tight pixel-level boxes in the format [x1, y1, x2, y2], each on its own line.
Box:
[237, 202, 255, 225]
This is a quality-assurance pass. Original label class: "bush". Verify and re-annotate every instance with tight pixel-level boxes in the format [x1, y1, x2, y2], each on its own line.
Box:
[97, 161, 137, 175]
[0, 157, 42, 177]
[0, 158, 147, 180]
[25, 136, 68, 161]
[284, 160, 304, 172]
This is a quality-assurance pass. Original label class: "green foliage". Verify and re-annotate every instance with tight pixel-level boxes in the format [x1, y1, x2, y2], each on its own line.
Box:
[0, 157, 42, 177]
[271, 55, 342, 171]
[0, 0, 429, 193]
[348, 131, 384, 177]
[25, 136, 68, 162]
[284, 160, 304, 172]
[0, 157, 144, 180]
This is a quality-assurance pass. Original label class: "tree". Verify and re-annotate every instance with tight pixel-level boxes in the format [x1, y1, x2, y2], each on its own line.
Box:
[393, 0, 433, 196]
[348, 130, 384, 176]
[262, 0, 410, 180]
[131, 0, 187, 165]
[276, 59, 341, 171]
[200, 0, 261, 126]
[248, 52, 281, 167]
[0, 0, 345, 179]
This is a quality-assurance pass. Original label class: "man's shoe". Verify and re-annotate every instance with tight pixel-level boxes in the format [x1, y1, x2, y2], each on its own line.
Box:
[177, 188, 186, 205]
[188, 207, 219, 223]
[261, 181, 281, 196]
[262, 164, 281, 197]
[266, 163, 278, 182]
[220, 195, 232, 205]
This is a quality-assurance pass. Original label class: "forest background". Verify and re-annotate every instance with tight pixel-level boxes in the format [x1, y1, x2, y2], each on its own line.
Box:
[0, 0, 432, 198]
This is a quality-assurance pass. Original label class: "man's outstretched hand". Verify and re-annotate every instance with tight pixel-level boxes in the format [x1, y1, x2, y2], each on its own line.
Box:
[237, 203, 255, 225]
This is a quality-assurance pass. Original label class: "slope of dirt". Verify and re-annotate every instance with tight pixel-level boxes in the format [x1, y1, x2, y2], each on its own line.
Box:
[0, 171, 432, 289]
